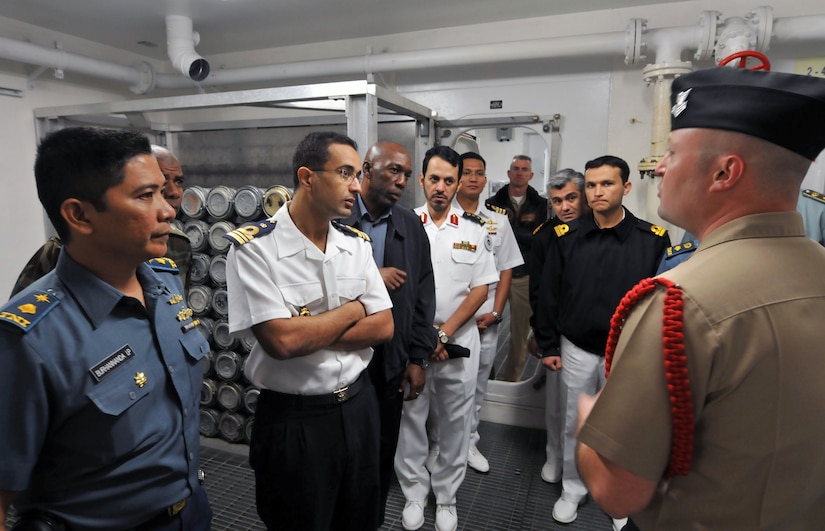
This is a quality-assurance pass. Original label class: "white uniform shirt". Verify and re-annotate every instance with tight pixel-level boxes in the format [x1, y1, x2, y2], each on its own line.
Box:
[415, 205, 499, 348]
[451, 199, 523, 315]
[225, 204, 392, 394]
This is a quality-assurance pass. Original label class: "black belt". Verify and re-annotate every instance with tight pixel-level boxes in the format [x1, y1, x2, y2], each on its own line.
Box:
[262, 372, 366, 408]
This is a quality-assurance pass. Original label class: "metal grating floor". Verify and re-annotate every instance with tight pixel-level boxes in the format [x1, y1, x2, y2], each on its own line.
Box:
[201, 421, 617, 531]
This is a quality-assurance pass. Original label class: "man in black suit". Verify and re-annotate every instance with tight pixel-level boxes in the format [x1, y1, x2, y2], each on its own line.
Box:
[340, 141, 437, 528]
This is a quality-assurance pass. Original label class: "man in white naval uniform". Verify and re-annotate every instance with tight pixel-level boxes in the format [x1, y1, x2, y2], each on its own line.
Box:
[224, 131, 394, 531]
[395, 145, 498, 531]
[454, 152, 523, 474]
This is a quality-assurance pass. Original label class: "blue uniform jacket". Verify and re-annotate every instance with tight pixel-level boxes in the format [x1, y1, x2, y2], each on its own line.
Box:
[0, 251, 209, 530]
[342, 202, 437, 383]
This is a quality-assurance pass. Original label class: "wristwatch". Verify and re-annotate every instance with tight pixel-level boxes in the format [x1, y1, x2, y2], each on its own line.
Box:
[491, 310, 503, 324]
[434, 325, 450, 344]
[409, 358, 429, 369]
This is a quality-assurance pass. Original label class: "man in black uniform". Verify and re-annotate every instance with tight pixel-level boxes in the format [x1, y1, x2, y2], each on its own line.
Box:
[534, 155, 669, 529]
[527, 168, 587, 486]
[487, 155, 547, 381]
[339, 141, 437, 527]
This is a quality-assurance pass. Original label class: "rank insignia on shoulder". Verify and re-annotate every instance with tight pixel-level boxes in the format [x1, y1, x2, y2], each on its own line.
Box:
[148, 257, 179, 273]
[485, 201, 507, 216]
[667, 240, 699, 257]
[224, 220, 277, 246]
[803, 189, 825, 204]
[0, 290, 61, 332]
[650, 225, 668, 237]
[533, 222, 546, 236]
[554, 223, 571, 237]
[332, 220, 371, 241]
[462, 212, 485, 226]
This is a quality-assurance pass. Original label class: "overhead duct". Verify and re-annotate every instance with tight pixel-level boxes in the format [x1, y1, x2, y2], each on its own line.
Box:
[0, 6, 823, 93]
[165, 15, 210, 82]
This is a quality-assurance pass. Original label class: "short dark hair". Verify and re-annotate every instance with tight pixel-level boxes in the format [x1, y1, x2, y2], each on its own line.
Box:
[460, 151, 486, 170]
[547, 168, 584, 193]
[585, 155, 630, 183]
[292, 131, 358, 188]
[34, 127, 152, 243]
[422, 145, 462, 179]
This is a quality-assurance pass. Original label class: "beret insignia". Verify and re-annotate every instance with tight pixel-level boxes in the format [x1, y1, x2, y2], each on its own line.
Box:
[332, 220, 371, 241]
[224, 220, 277, 246]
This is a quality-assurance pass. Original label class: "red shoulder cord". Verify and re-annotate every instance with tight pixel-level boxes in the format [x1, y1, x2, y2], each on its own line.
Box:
[604, 277, 694, 478]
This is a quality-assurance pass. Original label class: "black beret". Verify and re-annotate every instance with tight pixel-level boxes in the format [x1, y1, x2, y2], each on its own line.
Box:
[670, 67, 825, 160]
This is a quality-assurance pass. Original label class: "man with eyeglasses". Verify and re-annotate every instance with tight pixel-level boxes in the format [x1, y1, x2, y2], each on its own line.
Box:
[339, 141, 437, 528]
[225, 131, 394, 531]
[394, 146, 497, 531]
[453, 152, 522, 475]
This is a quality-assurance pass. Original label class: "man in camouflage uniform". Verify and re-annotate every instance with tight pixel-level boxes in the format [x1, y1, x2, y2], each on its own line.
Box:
[10, 145, 192, 297]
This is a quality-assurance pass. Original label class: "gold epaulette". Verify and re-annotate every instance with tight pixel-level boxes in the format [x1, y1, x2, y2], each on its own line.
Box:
[148, 257, 179, 273]
[666, 240, 699, 257]
[332, 220, 371, 241]
[224, 220, 277, 246]
[803, 189, 825, 204]
[0, 290, 61, 332]
[485, 201, 507, 216]
[462, 212, 485, 226]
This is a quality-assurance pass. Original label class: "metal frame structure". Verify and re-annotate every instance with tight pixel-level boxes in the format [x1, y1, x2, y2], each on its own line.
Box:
[33, 80, 435, 165]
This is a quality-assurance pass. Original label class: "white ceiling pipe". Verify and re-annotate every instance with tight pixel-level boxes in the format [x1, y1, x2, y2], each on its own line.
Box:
[772, 16, 825, 44]
[0, 9, 823, 93]
[644, 26, 703, 64]
[0, 35, 147, 86]
[165, 15, 210, 82]
[154, 31, 628, 89]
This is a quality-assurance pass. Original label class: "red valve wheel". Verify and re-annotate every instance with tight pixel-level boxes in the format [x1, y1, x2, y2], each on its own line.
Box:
[718, 51, 771, 71]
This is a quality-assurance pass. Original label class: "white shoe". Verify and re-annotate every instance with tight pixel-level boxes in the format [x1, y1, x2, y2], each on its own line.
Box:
[540, 461, 561, 483]
[467, 445, 490, 473]
[425, 449, 438, 472]
[401, 500, 426, 530]
[435, 504, 458, 531]
[612, 517, 628, 531]
[552, 497, 580, 524]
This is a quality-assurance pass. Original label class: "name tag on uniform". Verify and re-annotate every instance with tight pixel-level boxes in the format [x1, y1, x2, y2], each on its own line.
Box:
[90, 344, 135, 382]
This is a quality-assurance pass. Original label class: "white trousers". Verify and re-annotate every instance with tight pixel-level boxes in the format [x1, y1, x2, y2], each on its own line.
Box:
[560, 336, 606, 502]
[469, 321, 499, 448]
[544, 367, 566, 466]
[395, 351, 479, 505]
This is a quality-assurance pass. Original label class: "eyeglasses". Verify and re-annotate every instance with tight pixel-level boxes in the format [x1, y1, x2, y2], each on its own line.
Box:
[311, 167, 363, 185]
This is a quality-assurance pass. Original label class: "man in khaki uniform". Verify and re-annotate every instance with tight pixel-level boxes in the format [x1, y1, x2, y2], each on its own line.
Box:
[575, 67, 825, 530]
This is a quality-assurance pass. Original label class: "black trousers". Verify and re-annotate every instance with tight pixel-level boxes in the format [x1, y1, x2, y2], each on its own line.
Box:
[250, 374, 381, 531]
[368, 358, 405, 527]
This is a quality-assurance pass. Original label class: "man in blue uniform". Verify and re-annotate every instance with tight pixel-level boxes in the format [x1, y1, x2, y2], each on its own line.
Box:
[535, 155, 670, 530]
[339, 141, 437, 527]
[0, 127, 211, 530]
